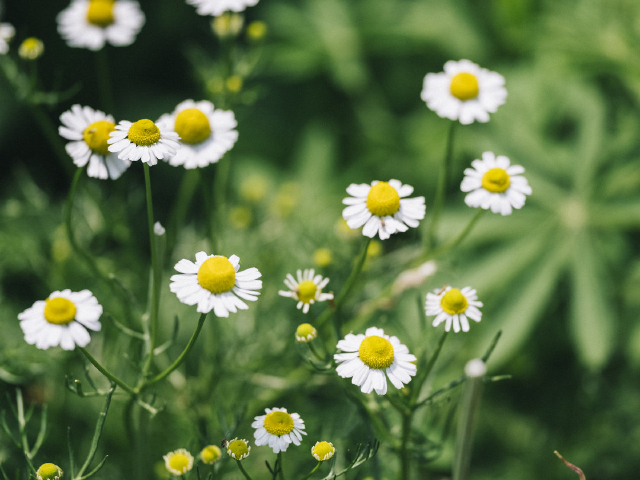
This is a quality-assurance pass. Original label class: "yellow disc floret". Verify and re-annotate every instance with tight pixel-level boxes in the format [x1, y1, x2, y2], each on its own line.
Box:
[264, 411, 295, 436]
[197, 256, 236, 294]
[450, 72, 479, 101]
[37, 463, 63, 480]
[83, 120, 116, 155]
[174, 108, 211, 145]
[19, 37, 44, 60]
[358, 336, 394, 369]
[227, 439, 250, 460]
[128, 119, 161, 146]
[296, 323, 317, 342]
[296, 280, 318, 303]
[366, 182, 400, 217]
[311, 441, 335, 461]
[481, 168, 511, 193]
[440, 288, 469, 314]
[44, 298, 77, 325]
[164, 450, 193, 475]
[200, 445, 222, 464]
[86, 0, 115, 27]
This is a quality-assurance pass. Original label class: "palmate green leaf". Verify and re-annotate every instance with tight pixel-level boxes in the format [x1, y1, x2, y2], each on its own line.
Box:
[570, 232, 616, 370]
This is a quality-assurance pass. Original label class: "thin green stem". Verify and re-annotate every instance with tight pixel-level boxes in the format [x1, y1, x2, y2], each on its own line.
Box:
[94, 48, 114, 114]
[317, 237, 372, 328]
[78, 347, 136, 395]
[75, 385, 115, 479]
[307, 341, 325, 362]
[431, 209, 486, 259]
[16, 390, 37, 475]
[426, 121, 456, 248]
[300, 462, 321, 480]
[399, 412, 412, 480]
[235, 460, 253, 480]
[409, 330, 448, 407]
[28, 103, 74, 175]
[143, 313, 208, 387]
[167, 169, 200, 251]
[277, 452, 285, 480]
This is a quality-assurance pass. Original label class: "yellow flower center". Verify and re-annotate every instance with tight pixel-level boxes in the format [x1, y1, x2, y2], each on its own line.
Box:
[168, 453, 190, 473]
[83, 120, 115, 155]
[37, 463, 62, 480]
[44, 297, 77, 325]
[264, 411, 295, 436]
[296, 280, 317, 303]
[197, 256, 236, 294]
[174, 108, 211, 145]
[19, 37, 44, 59]
[312, 441, 335, 461]
[227, 439, 249, 458]
[481, 168, 511, 193]
[358, 336, 394, 369]
[450, 72, 479, 101]
[296, 323, 317, 340]
[200, 445, 222, 464]
[86, 0, 115, 27]
[366, 182, 400, 217]
[440, 288, 469, 314]
[128, 119, 161, 146]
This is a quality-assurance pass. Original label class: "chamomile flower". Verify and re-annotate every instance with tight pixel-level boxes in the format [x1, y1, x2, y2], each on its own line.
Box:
[186, 0, 259, 17]
[279, 269, 333, 314]
[295, 323, 317, 343]
[59, 104, 130, 180]
[156, 100, 238, 169]
[226, 439, 250, 460]
[19, 37, 44, 60]
[311, 441, 335, 462]
[461, 152, 532, 216]
[342, 180, 425, 240]
[334, 327, 417, 395]
[421, 59, 507, 125]
[0, 23, 16, 54]
[425, 286, 483, 333]
[252, 408, 306, 454]
[18, 290, 102, 350]
[36, 463, 63, 480]
[169, 252, 262, 317]
[57, 0, 145, 51]
[163, 449, 194, 476]
[200, 445, 222, 464]
[107, 119, 179, 165]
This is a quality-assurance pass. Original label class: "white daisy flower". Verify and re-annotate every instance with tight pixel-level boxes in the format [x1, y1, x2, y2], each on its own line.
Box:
[342, 180, 425, 240]
[0, 23, 16, 54]
[460, 151, 532, 216]
[169, 252, 262, 317]
[421, 59, 507, 125]
[18, 290, 102, 351]
[334, 327, 417, 395]
[226, 439, 250, 461]
[252, 407, 306, 454]
[156, 100, 238, 169]
[278, 268, 333, 314]
[425, 286, 483, 333]
[163, 449, 194, 476]
[107, 118, 179, 166]
[59, 104, 130, 180]
[186, 0, 260, 17]
[57, 0, 145, 51]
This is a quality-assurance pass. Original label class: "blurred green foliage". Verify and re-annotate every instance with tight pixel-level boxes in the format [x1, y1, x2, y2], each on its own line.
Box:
[1, 0, 640, 479]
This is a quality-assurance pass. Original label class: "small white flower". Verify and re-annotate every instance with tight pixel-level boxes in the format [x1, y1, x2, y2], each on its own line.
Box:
[169, 252, 262, 317]
[278, 269, 333, 314]
[163, 449, 194, 476]
[157, 100, 238, 169]
[57, 0, 145, 51]
[334, 327, 417, 395]
[59, 104, 130, 180]
[18, 290, 102, 350]
[252, 408, 306, 454]
[461, 151, 532, 216]
[425, 286, 483, 333]
[0, 23, 16, 54]
[342, 180, 425, 240]
[295, 323, 317, 343]
[311, 441, 335, 462]
[186, 0, 259, 17]
[107, 119, 179, 166]
[226, 439, 251, 460]
[153, 221, 165, 235]
[421, 59, 507, 125]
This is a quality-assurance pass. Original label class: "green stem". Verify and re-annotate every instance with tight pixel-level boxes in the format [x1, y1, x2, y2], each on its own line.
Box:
[409, 330, 448, 406]
[431, 209, 486, 259]
[317, 237, 372, 328]
[94, 48, 114, 114]
[143, 313, 208, 387]
[426, 121, 456, 248]
[307, 341, 325, 362]
[15, 390, 37, 475]
[235, 460, 253, 480]
[167, 169, 199, 251]
[141, 163, 161, 378]
[78, 347, 136, 395]
[300, 462, 321, 480]
[399, 412, 412, 480]
[277, 452, 285, 480]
